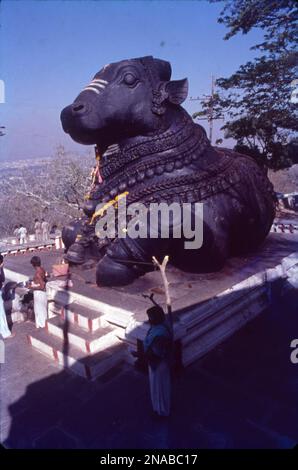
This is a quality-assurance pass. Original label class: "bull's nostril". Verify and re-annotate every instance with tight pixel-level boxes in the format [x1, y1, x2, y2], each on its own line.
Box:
[71, 102, 90, 116]
[73, 104, 85, 112]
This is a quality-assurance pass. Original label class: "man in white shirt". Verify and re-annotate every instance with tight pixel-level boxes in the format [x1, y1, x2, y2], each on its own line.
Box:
[0, 254, 15, 339]
[18, 225, 27, 244]
[34, 219, 42, 242]
[41, 219, 50, 241]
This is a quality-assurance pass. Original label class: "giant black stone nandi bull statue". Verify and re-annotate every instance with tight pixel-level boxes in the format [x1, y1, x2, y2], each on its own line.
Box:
[60, 56, 275, 287]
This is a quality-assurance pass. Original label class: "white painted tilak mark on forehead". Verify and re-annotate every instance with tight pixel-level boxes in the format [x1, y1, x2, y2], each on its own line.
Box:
[83, 86, 100, 95]
[90, 82, 106, 90]
[83, 78, 109, 94]
[93, 79, 108, 85]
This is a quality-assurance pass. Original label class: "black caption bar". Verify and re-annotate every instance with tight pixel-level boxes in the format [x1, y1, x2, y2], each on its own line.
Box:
[0, 447, 297, 466]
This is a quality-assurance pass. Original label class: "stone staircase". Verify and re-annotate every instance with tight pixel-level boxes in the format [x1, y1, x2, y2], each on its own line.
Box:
[27, 301, 126, 380]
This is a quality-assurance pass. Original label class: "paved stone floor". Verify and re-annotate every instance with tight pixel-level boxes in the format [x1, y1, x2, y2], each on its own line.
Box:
[0, 288, 297, 449]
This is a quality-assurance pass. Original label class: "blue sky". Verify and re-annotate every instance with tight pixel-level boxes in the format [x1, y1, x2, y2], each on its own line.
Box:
[0, 0, 264, 162]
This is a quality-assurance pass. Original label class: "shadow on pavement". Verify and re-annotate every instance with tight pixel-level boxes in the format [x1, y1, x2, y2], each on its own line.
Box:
[2, 286, 298, 449]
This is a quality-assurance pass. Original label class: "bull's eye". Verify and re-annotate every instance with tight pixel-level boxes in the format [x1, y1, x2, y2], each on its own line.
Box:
[123, 73, 138, 86]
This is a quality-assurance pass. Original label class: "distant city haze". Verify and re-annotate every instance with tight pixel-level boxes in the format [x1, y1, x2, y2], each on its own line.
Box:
[0, 0, 264, 163]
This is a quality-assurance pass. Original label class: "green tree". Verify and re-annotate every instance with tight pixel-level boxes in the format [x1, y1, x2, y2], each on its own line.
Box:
[207, 0, 298, 169]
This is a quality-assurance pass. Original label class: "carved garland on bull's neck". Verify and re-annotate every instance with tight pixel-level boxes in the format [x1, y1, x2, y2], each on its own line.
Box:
[99, 112, 209, 180]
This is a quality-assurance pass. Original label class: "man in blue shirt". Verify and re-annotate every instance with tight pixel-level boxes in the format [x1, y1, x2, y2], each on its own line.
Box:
[144, 305, 173, 417]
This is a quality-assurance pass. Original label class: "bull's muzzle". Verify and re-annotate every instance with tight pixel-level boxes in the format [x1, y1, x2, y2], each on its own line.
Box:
[60, 101, 90, 133]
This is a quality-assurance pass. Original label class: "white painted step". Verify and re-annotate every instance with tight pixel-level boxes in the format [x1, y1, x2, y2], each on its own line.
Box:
[59, 301, 108, 332]
[27, 329, 125, 380]
[46, 316, 121, 354]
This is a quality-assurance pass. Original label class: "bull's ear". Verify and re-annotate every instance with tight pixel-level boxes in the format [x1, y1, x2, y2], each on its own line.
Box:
[166, 78, 188, 104]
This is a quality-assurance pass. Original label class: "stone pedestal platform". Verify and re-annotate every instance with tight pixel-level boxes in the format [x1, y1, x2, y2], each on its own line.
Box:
[4, 233, 298, 379]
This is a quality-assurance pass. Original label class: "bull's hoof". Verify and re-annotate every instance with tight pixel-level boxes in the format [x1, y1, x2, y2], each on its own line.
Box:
[96, 255, 140, 286]
[64, 242, 86, 264]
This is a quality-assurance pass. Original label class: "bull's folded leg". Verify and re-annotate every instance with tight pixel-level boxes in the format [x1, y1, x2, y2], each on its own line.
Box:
[96, 236, 170, 286]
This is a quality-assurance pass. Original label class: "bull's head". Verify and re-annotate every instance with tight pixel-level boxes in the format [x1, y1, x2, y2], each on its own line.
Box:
[60, 56, 188, 151]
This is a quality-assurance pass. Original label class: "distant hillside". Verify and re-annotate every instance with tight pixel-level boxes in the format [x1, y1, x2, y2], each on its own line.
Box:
[0, 157, 52, 169]
[0, 158, 52, 179]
